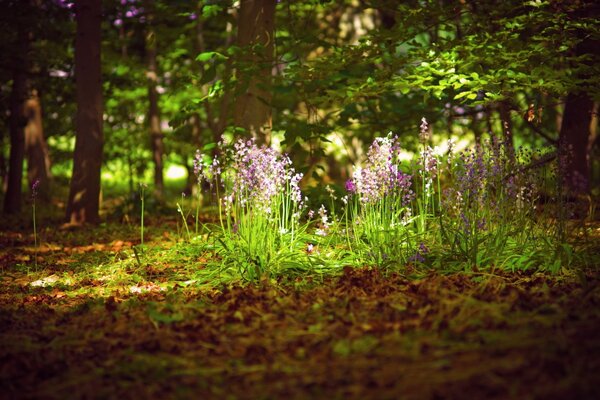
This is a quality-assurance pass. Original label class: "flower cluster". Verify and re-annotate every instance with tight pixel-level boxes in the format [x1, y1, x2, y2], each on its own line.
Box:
[193, 150, 221, 185]
[409, 242, 429, 263]
[230, 139, 303, 212]
[419, 117, 430, 144]
[347, 135, 414, 205]
[31, 179, 41, 199]
[315, 204, 331, 236]
[443, 139, 539, 237]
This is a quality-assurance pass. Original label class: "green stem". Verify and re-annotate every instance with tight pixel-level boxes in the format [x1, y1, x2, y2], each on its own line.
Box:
[33, 201, 37, 270]
[177, 195, 191, 242]
[195, 190, 201, 236]
[140, 186, 145, 249]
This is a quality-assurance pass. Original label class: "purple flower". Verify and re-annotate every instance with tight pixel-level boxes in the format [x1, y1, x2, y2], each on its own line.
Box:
[345, 179, 356, 193]
[193, 150, 203, 178]
[409, 242, 429, 264]
[317, 204, 331, 233]
[229, 139, 304, 213]
[31, 179, 40, 199]
[349, 135, 414, 205]
[419, 117, 430, 143]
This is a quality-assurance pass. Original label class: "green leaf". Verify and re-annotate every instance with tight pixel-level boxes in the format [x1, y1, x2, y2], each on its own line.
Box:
[196, 51, 228, 63]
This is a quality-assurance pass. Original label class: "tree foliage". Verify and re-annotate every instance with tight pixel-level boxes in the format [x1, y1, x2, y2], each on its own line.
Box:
[1, 0, 599, 214]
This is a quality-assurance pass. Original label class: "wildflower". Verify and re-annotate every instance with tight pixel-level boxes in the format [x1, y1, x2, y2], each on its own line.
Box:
[318, 205, 330, 228]
[409, 242, 429, 264]
[419, 117, 430, 143]
[193, 150, 203, 179]
[326, 185, 336, 200]
[477, 218, 486, 231]
[345, 179, 356, 193]
[419, 146, 438, 177]
[229, 138, 304, 214]
[348, 135, 414, 205]
[314, 204, 331, 236]
[31, 179, 40, 199]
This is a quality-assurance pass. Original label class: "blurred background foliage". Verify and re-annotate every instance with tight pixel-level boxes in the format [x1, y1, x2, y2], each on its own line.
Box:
[0, 0, 598, 217]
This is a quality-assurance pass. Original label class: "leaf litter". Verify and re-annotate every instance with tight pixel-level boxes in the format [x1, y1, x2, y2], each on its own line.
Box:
[1, 225, 599, 399]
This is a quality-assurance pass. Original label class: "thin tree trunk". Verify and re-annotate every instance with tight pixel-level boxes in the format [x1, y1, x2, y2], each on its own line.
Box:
[145, 0, 164, 198]
[25, 90, 51, 201]
[66, 0, 103, 224]
[3, 23, 30, 214]
[0, 136, 6, 193]
[588, 102, 598, 161]
[233, 0, 276, 145]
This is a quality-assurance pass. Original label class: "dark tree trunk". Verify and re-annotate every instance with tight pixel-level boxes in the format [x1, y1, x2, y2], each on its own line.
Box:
[25, 90, 51, 201]
[66, 0, 103, 224]
[558, 2, 599, 196]
[233, 0, 276, 145]
[588, 102, 598, 160]
[144, 0, 164, 198]
[3, 24, 30, 214]
[558, 93, 594, 194]
[0, 138, 6, 193]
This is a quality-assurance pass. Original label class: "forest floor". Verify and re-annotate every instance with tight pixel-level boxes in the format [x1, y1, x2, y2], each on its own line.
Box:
[1, 216, 600, 399]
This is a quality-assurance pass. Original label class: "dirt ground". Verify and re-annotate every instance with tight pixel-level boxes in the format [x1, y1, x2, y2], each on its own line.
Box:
[1, 224, 600, 399]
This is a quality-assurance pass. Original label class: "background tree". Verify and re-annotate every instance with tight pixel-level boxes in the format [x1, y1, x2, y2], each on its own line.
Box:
[557, 1, 600, 195]
[66, 0, 103, 224]
[233, 0, 277, 145]
[25, 89, 52, 201]
[3, 1, 31, 214]
[143, 0, 164, 198]
[2, 0, 598, 218]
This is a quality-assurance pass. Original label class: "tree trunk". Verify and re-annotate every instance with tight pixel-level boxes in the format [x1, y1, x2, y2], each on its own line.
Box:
[3, 23, 30, 214]
[233, 0, 276, 145]
[588, 102, 598, 161]
[145, 0, 164, 198]
[558, 3, 599, 196]
[0, 137, 6, 193]
[25, 90, 52, 201]
[558, 92, 594, 194]
[66, 0, 103, 225]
